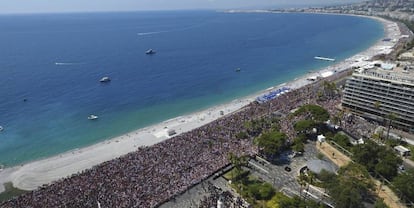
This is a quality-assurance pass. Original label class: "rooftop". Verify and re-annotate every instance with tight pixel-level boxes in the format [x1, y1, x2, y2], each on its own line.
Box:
[352, 62, 414, 86]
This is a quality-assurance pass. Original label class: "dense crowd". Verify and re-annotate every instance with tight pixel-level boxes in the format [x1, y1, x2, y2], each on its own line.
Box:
[1, 113, 257, 207]
[1, 69, 353, 208]
[341, 112, 378, 139]
[198, 182, 250, 208]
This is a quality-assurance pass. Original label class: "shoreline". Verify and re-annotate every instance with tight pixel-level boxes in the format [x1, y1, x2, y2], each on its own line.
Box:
[0, 14, 402, 193]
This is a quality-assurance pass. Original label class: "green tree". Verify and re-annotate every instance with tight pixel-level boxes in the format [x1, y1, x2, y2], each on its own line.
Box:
[320, 81, 338, 99]
[373, 101, 385, 125]
[294, 104, 330, 122]
[244, 117, 280, 138]
[327, 163, 374, 208]
[292, 137, 305, 153]
[294, 120, 316, 134]
[278, 195, 324, 208]
[317, 169, 337, 186]
[332, 185, 364, 208]
[332, 133, 351, 149]
[235, 131, 248, 139]
[228, 152, 248, 181]
[385, 113, 397, 141]
[255, 130, 287, 157]
[374, 199, 389, 208]
[352, 140, 402, 180]
[372, 133, 382, 142]
[352, 140, 380, 172]
[373, 101, 381, 111]
[335, 109, 345, 126]
[249, 182, 275, 200]
[393, 169, 414, 202]
[375, 150, 402, 180]
[244, 120, 263, 137]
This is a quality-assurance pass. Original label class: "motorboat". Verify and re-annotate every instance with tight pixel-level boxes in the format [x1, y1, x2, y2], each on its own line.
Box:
[0, 126, 3, 131]
[314, 56, 335, 62]
[88, 115, 99, 120]
[145, 49, 156, 55]
[99, 77, 111, 83]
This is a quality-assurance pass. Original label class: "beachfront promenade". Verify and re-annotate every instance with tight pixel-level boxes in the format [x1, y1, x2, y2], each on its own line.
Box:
[0, 16, 406, 207]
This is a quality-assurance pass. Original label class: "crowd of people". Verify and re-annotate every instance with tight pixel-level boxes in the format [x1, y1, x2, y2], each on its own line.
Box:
[1, 68, 355, 208]
[198, 182, 249, 208]
[341, 112, 378, 140]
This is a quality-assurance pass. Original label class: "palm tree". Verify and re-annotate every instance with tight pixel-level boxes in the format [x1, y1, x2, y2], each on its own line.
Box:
[385, 113, 397, 141]
[372, 100, 384, 140]
[330, 109, 342, 127]
[228, 153, 247, 181]
[373, 101, 381, 110]
[322, 81, 338, 99]
[373, 101, 383, 123]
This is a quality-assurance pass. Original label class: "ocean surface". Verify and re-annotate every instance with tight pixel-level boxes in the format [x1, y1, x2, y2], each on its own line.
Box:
[0, 11, 383, 166]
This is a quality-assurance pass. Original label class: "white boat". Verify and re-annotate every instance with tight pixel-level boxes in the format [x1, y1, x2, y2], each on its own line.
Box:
[99, 77, 111, 83]
[88, 115, 99, 120]
[314, 56, 335, 62]
[145, 49, 156, 54]
[0, 126, 3, 131]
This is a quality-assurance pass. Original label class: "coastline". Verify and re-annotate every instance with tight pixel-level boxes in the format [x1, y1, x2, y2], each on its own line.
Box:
[0, 14, 402, 194]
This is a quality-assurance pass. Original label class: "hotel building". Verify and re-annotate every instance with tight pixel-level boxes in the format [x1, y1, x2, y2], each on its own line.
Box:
[342, 64, 414, 133]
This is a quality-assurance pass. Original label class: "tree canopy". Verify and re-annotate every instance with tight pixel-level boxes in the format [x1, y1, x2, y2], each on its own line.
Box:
[318, 81, 338, 100]
[294, 120, 316, 134]
[352, 140, 402, 180]
[249, 182, 275, 200]
[255, 130, 287, 157]
[294, 104, 330, 123]
[244, 117, 280, 137]
[393, 169, 414, 202]
[323, 163, 374, 208]
[374, 199, 388, 208]
[227, 152, 248, 181]
[267, 192, 325, 208]
[292, 137, 305, 153]
[332, 133, 351, 149]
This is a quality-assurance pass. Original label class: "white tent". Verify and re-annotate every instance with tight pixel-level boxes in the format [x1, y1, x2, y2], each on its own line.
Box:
[317, 135, 326, 143]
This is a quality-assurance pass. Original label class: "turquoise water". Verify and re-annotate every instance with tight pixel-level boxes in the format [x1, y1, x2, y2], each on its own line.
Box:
[0, 11, 383, 166]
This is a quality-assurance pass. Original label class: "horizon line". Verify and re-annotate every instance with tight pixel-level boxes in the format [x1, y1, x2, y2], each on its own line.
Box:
[0, 3, 345, 16]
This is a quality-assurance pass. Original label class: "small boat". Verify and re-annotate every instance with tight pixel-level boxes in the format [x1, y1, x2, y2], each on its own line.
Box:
[88, 115, 99, 120]
[99, 77, 111, 83]
[0, 126, 3, 131]
[145, 49, 156, 55]
[235, 68, 241, 72]
[314, 56, 335, 62]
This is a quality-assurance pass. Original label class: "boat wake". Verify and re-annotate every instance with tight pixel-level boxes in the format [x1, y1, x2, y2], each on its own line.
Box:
[137, 23, 207, 37]
[55, 62, 84, 66]
[137, 31, 167, 36]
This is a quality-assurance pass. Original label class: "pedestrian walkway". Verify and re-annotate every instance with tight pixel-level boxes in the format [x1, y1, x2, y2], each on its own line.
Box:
[316, 142, 350, 167]
[316, 142, 406, 208]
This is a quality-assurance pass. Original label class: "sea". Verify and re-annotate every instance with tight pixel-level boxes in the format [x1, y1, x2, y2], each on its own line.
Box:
[0, 10, 383, 167]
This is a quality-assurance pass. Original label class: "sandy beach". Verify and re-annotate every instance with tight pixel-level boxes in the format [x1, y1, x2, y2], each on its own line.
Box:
[0, 15, 403, 193]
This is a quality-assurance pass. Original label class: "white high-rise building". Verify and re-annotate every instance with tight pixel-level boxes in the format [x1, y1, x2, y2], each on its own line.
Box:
[342, 64, 414, 132]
